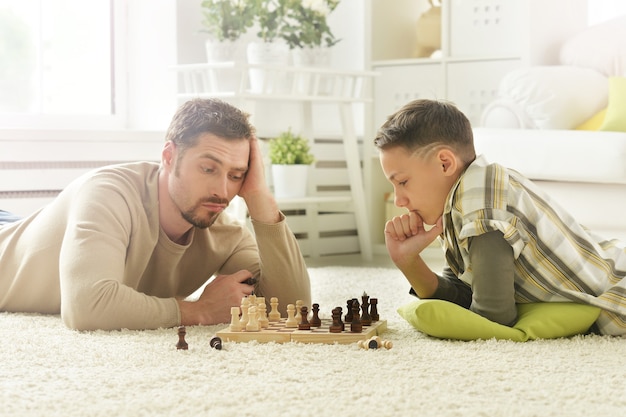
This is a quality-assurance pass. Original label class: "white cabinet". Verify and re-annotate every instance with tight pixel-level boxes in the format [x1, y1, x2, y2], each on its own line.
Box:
[364, 0, 588, 250]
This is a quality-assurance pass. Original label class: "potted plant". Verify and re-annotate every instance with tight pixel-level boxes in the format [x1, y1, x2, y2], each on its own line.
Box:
[200, 0, 256, 62]
[267, 128, 315, 198]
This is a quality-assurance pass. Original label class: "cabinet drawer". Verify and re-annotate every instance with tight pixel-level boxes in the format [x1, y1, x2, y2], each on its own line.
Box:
[449, 0, 522, 57]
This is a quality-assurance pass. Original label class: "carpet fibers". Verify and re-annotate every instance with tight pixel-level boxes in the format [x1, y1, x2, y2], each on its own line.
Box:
[2, 266, 625, 417]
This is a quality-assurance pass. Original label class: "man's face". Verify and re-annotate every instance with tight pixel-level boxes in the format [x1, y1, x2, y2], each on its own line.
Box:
[379, 146, 453, 225]
[167, 133, 249, 229]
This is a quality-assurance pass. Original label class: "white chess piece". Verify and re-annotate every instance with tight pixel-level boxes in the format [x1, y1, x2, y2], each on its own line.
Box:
[229, 306, 242, 332]
[246, 306, 260, 331]
[257, 302, 269, 329]
[268, 297, 281, 322]
[295, 300, 303, 322]
[239, 297, 250, 328]
[285, 304, 297, 328]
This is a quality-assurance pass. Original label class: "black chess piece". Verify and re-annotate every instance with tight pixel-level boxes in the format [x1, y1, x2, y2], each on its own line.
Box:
[370, 298, 379, 322]
[329, 307, 343, 333]
[350, 299, 362, 333]
[298, 306, 311, 330]
[176, 325, 188, 350]
[310, 303, 321, 327]
[361, 293, 372, 326]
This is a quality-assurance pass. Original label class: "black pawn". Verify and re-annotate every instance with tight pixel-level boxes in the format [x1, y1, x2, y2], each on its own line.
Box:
[176, 326, 188, 350]
[298, 306, 311, 330]
[329, 307, 342, 333]
[310, 303, 322, 327]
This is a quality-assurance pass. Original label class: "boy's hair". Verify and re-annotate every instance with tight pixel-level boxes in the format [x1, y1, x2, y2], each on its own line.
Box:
[374, 99, 476, 164]
[165, 98, 255, 154]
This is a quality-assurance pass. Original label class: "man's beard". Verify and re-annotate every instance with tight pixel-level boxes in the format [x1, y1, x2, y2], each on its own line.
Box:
[180, 197, 229, 229]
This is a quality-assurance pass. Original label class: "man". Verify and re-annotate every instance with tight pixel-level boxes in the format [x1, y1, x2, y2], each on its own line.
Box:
[0, 98, 311, 331]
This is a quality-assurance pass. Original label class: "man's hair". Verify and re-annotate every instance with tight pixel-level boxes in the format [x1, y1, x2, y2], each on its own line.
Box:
[374, 99, 476, 164]
[165, 98, 255, 153]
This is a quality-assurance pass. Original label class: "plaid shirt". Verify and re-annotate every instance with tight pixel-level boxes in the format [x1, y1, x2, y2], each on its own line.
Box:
[441, 155, 626, 335]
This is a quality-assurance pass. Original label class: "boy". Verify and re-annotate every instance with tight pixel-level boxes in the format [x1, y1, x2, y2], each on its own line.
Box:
[0, 98, 311, 331]
[375, 99, 626, 335]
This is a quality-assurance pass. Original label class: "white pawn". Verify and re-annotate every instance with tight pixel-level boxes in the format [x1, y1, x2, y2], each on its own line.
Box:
[258, 302, 269, 329]
[268, 297, 281, 322]
[239, 297, 250, 328]
[285, 304, 297, 328]
[295, 299, 303, 322]
[229, 306, 242, 332]
[246, 306, 260, 331]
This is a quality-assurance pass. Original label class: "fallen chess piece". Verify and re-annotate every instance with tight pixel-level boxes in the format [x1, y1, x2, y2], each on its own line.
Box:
[210, 336, 223, 350]
[357, 336, 392, 350]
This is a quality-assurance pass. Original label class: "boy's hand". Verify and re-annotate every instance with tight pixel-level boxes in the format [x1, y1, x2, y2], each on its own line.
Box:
[384, 212, 443, 268]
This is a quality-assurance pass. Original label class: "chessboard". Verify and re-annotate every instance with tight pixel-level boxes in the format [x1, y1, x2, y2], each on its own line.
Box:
[216, 318, 387, 345]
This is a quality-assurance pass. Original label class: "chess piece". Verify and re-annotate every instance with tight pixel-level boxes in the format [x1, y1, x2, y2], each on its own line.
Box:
[350, 299, 362, 333]
[370, 298, 379, 322]
[258, 301, 269, 329]
[268, 297, 281, 322]
[239, 297, 250, 328]
[337, 306, 345, 331]
[310, 303, 321, 327]
[246, 306, 260, 331]
[285, 304, 297, 328]
[345, 299, 354, 322]
[176, 326, 188, 350]
[361, 293, 372, 326]
[210, 336, 222, 350]
[295, 299, 303, 322]
[329, 307, 343, 333]
[298, 306, 311, 330]
[229, 306, 242, 332]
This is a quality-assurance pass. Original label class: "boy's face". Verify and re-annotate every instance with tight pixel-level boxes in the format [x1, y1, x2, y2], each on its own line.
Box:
[379, 146, 458, 225]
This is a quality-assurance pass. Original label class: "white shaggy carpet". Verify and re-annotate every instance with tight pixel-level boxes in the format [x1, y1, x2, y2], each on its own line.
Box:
[2, 266, 626, 417]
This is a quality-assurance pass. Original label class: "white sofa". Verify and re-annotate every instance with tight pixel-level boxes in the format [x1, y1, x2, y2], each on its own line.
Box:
[473, 128, 626, 241]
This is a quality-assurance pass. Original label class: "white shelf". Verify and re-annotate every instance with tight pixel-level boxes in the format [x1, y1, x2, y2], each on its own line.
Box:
[173, 62, 378, 104]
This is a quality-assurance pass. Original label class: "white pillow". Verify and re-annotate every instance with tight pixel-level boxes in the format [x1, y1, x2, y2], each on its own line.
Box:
[481, 66, 608, 130]
[560, 15, 626, 77]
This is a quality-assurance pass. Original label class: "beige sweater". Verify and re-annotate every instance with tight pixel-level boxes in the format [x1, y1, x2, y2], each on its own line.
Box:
[0, 162, 310, 330]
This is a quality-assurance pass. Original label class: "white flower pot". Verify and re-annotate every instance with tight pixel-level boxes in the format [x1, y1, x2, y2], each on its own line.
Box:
[271, 164, 309, 199]
[205, 39, 244, 93]
[246, 41, 290, 93]
[291, 46, 333, 95]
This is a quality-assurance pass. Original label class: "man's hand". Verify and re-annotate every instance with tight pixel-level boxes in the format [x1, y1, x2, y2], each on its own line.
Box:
[384, 212, 443, 268]
[238, 136, 280, 224]
[177, 270, 256, 325]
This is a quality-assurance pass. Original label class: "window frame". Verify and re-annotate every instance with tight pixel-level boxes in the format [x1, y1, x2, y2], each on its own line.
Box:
[0, 0, 128, 130]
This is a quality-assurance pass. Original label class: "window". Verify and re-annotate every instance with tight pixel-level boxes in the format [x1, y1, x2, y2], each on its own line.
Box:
[0, 0, 126, 129]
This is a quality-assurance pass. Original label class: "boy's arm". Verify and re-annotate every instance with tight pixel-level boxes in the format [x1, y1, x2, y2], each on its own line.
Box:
[468, 231, 517, 326]
[413, 267, 472, 309]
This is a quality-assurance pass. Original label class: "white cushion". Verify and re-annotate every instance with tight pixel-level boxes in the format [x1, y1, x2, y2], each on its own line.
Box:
[481, 66, 608, 130]
[473, 128, 626, 184]
[560, 15, 626, 77]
